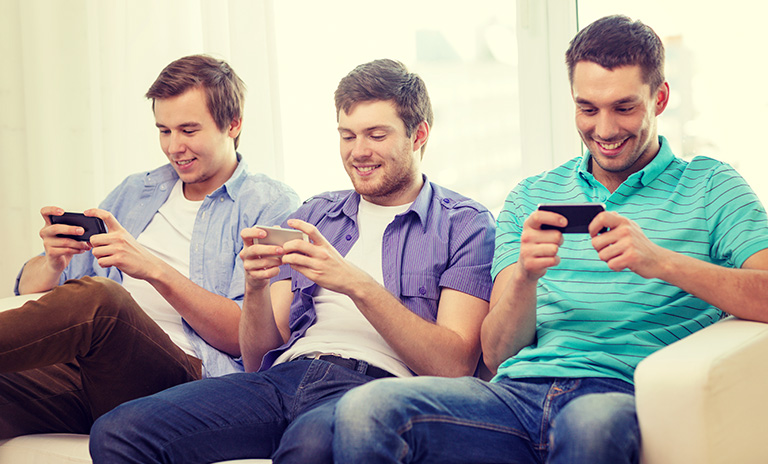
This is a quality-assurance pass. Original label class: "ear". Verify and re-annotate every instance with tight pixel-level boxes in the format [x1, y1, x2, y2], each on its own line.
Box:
[412, 120, 430, 154]
[654, 82, 670, 116]
[228, 117, 243, 139]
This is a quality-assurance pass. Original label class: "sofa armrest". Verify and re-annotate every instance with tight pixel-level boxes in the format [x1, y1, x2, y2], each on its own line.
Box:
[0, 293, 48, 312]
[635, 316, 768, 464]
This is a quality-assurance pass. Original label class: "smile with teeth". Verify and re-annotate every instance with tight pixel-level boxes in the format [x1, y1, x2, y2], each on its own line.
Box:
[597, 140, 625, 150]
[356, 165, 380, 173]
[176, 159, 194, 166]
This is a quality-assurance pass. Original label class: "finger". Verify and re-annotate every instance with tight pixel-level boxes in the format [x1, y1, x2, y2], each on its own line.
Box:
[280, 251, 314, 270]
[241, 250, 284, 269]
[241, 226, 268, 243]
[588, 212, 613, 237]
[243, 258, 284, 274]
[85, 208, 119, 233]
[48, 240, 91, 255]
[286, 219, 328, 246]
[244, 266, 281, 281]
[527, 210, 567, 231]
[41, 206, 65, 225]
[241, 242, 285, 260]
[42, 222, 86, 240]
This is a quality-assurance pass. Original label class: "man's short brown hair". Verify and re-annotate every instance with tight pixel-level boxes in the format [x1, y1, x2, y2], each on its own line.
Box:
[566, 15, 665, 92]
[335, 59, 433, 156]
[146, 55, 246, 148]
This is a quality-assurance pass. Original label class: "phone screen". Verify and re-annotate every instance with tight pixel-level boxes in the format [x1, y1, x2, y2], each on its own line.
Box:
[255, 226, 308, 246]
[50, 212, 107, 241]
[538, 203, 606, 233]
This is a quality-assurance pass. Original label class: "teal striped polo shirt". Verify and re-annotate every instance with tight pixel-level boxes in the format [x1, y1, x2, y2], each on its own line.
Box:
[491, 136, 768, 385]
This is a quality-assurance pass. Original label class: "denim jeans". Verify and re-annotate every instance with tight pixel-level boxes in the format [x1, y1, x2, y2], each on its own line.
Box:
[89, 357, 375, 463]
[333, 376, 639, 464]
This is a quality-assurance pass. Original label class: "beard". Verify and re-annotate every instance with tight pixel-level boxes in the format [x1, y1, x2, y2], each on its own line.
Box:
[346, 145, 420, 205]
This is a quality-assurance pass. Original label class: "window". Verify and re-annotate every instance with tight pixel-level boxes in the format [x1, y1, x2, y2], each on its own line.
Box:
[271, 0, 520, 214]
[578, 1, 768, 204]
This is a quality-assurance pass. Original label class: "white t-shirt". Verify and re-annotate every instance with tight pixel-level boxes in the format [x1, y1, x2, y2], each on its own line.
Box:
[120, 180, 201, 356]
[275, 198, 414, 377]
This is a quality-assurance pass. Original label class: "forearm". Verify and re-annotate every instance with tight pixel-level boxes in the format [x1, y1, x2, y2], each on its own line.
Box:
[17, 255, 63, 294]
[239, 283, 286, 372]
[146, 263, 242, 357]
[481, 265, 538, 373]
[655, 250, 768, 322]
[349, 280, 483, 377]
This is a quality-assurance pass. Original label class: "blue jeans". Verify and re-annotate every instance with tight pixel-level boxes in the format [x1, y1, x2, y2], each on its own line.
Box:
[333, 376, 639, 464]
[89, 358, 374, 463]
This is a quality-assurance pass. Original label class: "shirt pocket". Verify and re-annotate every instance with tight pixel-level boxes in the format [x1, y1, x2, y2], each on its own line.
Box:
[399, 272, 441, 322]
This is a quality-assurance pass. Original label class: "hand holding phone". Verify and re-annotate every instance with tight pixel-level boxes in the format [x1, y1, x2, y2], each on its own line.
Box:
[254, 225, 308, 246]
[538, 203, 606, 234]
[49, 212, 107, 241]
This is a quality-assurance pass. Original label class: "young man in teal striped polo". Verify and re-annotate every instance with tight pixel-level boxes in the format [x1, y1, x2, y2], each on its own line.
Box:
[330, 15, 768, 464]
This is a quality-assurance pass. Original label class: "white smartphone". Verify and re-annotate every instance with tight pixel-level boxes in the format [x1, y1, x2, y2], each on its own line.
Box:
[254, 225, 308, 246]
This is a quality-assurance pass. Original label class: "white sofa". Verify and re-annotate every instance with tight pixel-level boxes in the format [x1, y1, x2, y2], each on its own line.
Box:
[2, 292, 767, 463]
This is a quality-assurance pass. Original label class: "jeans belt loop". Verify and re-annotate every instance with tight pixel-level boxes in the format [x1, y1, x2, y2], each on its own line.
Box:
[355, 359, 370, 376]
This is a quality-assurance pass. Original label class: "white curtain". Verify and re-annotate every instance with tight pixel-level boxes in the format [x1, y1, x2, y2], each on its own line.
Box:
[0, 0, 282, 297]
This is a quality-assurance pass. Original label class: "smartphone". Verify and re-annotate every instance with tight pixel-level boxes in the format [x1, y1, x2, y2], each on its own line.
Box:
[255, 225, 308, 246]
[49, 212, 107, 241]
[538, 203, 606, 234]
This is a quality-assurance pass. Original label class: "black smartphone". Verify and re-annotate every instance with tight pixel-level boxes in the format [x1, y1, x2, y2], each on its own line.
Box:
[538, 203, 606, 233]
[49, 212, 107, 241]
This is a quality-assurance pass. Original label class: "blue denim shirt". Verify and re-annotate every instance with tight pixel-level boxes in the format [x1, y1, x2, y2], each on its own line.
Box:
[258, 176, 496, 371]
[16, 156, 300, 377]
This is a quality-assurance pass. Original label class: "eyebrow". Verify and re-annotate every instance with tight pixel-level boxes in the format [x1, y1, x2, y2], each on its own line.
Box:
[155, 122, 202, 129]
[337, 124, 394, 133]
[575, 96, 641, 106]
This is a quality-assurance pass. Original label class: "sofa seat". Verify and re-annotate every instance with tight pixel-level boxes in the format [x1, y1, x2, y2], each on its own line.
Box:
[0, 434, 90, 463]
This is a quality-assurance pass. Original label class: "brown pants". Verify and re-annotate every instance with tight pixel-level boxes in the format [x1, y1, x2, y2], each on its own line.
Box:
[0, 276, 202, 439]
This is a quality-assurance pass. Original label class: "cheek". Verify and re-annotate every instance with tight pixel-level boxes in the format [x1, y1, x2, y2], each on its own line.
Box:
[574, 116, 592, 135]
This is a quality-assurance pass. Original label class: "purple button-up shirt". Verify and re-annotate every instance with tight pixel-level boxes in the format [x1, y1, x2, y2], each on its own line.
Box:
[258, 177, 495, 371]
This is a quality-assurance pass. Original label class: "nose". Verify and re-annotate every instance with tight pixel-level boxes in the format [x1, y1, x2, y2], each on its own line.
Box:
[350, 137, 371, 158]
[595, 112, 619, 141]
[167, 132, 185, 154]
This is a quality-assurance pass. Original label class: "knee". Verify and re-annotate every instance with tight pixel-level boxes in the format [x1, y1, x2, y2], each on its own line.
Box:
[274, 414, 334, 464]
[550, 393, 639, 462]
[70, 276, 137, 318]
[335, 379, 406, 432]
[89, 398, 161, 462]
[89, 402, 139, 460]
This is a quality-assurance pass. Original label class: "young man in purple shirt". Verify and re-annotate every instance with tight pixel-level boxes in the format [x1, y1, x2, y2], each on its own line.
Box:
[89, 58, 496, 463]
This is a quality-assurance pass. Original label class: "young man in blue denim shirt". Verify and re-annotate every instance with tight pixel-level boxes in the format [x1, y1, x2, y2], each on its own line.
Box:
[89, 58, 496, 463]
[0, 55, 299, 439]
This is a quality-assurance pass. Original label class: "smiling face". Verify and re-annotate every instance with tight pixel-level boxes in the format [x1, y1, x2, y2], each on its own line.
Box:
[338, 100, 427, 206]
[572, 61, 669, 191]
[153, 86, 241, 200]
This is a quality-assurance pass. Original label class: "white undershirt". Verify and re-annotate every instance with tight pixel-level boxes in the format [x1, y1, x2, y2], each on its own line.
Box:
[275, 198, 414, 377]
[120, 180, 201, 356]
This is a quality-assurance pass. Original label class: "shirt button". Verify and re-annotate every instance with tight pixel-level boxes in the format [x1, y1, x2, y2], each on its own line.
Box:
[442, 198, 450, 204]
[346, 234, 353, 240]
[419, 286, 427, 295]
